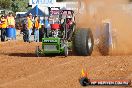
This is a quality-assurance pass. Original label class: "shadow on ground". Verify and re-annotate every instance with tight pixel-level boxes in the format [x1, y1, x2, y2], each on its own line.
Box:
[6, 51, 76, 58]
[8, 53, 36, 57]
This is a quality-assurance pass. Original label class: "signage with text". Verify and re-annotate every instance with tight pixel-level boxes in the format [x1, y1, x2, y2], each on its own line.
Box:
[29, 0, 56, 5]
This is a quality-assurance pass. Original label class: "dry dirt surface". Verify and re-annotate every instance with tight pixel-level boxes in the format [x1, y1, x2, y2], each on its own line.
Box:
[0, 41, 131, 88]
[0, 0, 132, 88]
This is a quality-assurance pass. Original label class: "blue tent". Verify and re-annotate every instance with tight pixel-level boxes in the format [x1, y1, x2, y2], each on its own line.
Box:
[26, 5, 46, 16]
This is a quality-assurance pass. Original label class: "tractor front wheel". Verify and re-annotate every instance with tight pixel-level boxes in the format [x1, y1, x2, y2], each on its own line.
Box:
[35, 46, 41, 57]
[64, 46, 68, 57]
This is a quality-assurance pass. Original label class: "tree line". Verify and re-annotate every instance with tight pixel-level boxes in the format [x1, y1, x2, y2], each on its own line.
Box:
[0, 0, 64, 12]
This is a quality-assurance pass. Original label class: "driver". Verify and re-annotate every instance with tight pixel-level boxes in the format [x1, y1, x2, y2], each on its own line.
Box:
[66, 15, 73, 29]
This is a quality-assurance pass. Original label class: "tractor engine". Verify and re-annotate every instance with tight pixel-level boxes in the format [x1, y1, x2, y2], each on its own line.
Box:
[52, 29, 59, 37]
[50, 24, 61, 38]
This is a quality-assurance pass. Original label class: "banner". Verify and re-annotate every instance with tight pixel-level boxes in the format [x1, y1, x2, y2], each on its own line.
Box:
[29, 0, 56, 5]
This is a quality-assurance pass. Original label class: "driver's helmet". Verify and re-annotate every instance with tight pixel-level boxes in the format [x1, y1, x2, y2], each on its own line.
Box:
[66, 15, 72, 22]
[66, 15, 72, 19]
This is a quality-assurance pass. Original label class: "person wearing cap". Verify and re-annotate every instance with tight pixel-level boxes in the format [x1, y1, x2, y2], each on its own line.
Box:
[39, 17, 45, 42]
[66, 15, 73, 29]
[44, 16, 51, 37]
[39, 23, 45, 42]
[66, 15, 74, 40]
[21, 16, 29, 42]
[7, 12, 15, 28]
[27, 13, 33, 42]
[0, 15, 7, 41]
[34, 16, 40, 42]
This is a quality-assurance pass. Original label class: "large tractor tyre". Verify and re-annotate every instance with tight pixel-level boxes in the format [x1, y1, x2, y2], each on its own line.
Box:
[98, 22, 110, 56]
[74, 28, 94, 56]
[103, 25, 109, 55]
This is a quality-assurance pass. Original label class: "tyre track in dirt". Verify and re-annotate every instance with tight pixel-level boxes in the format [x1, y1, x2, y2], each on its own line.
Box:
[1, 56, 132, 88]
[0, 59, 78, 87]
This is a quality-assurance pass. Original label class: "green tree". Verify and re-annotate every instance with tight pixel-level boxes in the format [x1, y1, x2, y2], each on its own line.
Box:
[0, 0, 31, 12]
[0, 0, 68, 12]
[0, 0, 12, 9]
[11, 1, 19, 12]
[11, 0, 31, 12]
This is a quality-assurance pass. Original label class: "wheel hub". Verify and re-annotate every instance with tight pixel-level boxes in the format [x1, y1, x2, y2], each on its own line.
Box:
[88, 38, 92, 49]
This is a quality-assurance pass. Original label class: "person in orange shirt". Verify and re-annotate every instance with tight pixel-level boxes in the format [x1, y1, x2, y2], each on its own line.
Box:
[7, 12, 15, 28]
[34, 16, 40, 42]
[1, 15, 7, 42]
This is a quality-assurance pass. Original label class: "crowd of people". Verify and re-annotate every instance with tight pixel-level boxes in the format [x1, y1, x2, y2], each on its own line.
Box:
[0, 12, 15, 42]
[0, 12, 50, 43]
[21, 13, 50, 43]
[0, 12, 74, 43]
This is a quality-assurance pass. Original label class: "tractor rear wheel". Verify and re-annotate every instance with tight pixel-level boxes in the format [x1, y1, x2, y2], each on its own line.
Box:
[98, 22, 110, 55]
[74, 28, 94, 56]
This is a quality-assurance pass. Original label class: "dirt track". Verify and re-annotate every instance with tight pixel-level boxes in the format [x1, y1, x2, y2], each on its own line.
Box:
[0, 41, 131, 88]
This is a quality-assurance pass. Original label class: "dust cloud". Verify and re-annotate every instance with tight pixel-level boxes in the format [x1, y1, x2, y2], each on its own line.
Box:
[76, 0, 132, 55]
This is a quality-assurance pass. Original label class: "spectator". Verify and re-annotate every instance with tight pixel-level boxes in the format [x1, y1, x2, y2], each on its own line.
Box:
[0, 17, 2, 29]
[44, 16, 50, 37]
[21, 17, 28, 42]
[0, 15, 7, 42]
[27, 13, 33, 42]
[7, 12, 15, 28]
[34, 16, 40, 42]
[38, 17, 45, 42]
[7, 12, 16, 40]
[39, 23, 45, 42]
[0, 16, 2, 33]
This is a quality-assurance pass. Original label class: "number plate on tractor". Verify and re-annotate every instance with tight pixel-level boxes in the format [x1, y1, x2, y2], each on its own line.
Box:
[44, 45, 57, 51]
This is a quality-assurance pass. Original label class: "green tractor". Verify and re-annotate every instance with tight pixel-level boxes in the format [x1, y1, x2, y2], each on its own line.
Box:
[35, 7, 94, 57]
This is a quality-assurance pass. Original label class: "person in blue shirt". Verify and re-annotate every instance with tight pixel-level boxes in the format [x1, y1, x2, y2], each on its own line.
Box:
[44, 16, 50, 37]
[39, 17, 45, 41]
